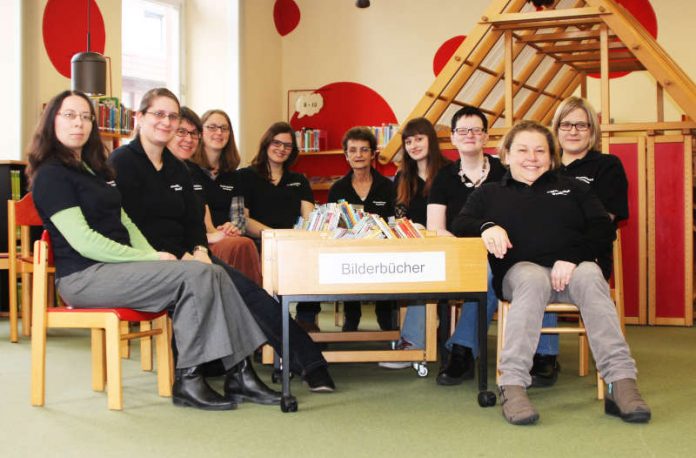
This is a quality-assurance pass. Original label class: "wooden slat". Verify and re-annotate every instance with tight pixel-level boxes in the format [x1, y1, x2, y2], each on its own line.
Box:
[538, 40, 625, 53]
[574, 60, 645, 73]
[504, 30, 514, 127]
[494, 16, 603, 30]
[485, 6, 607, 26]
[518, 29, 615, 43]
[556, 50, 635, 62]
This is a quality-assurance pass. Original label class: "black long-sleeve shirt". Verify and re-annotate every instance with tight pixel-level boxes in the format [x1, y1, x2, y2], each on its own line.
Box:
[109, 137, 207, 258]
[452, 170, 615, 299]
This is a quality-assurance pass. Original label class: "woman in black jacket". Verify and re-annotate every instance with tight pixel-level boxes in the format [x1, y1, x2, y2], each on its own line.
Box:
[452, 120, 649, 426]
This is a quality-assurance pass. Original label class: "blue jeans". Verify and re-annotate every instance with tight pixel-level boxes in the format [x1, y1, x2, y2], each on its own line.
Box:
[399, 267, 560, 356]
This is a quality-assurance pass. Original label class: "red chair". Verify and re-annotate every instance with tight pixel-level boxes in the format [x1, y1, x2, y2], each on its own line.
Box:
[31, 231, 173, 410]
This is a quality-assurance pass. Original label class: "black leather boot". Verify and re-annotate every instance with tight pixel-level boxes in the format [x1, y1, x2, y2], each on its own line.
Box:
[530, 354, 560, 388]
[436, 344, 475, 386]
[172, 366, 237, 411]
[224, 358, 282, 405]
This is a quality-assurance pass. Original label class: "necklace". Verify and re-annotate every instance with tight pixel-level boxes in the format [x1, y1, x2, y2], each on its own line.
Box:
[458, 156, 489, 188]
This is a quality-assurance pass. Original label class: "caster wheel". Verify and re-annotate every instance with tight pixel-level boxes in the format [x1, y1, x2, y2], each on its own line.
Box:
[415, 363, 429, 377]
[477, 391, 497, 407]
[280, 396, 298, 413]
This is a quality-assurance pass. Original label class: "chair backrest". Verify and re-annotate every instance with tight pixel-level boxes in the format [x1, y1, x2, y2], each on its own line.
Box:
[8, 193, 43, 259]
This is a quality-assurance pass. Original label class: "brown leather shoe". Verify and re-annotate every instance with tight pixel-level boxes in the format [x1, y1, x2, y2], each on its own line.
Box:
[605, 378, 651, 423]
[499, 385, 539, 425]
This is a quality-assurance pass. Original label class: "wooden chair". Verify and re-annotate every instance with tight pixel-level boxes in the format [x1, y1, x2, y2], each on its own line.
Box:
[7, 194, 56, 342]
[31, 233, 173, 410]
[496, 234, 625, 400]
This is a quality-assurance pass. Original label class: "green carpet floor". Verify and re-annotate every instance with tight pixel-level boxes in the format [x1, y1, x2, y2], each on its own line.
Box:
[1, 312, 695, 458]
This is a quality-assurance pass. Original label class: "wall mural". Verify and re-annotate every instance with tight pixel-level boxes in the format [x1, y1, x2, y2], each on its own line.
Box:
[274, 0, 301, 36]
[43, 0, 105, 79]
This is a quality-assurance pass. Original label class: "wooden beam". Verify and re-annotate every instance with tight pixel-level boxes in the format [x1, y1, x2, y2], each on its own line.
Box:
[656, 83, 664, 122]
[494, 17, 603, 30]
[537, 41, 626, 54]
[484, 7, 607, 26]
[556, 50, 635, 63]
[504, 30, 514, 127]
[600, 24, 611, 126]
[601, 121, 696, 133]
[575, 60, 645, 73]
[518, 29, 615, 43]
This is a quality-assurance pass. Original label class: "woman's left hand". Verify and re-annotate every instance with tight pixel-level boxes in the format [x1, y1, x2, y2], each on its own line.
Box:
[217, 222, 241, 237]
[551, 260, 576, 292]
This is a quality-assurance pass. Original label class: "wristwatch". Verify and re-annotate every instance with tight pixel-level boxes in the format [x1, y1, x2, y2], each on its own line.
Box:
[193, 245, 209, 254]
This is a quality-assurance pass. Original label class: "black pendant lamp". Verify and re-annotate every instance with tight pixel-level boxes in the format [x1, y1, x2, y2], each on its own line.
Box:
[71, 0, 106, 96]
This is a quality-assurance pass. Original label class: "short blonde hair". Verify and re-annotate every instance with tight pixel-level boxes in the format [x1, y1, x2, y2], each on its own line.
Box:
[498, 120, 561, 171]
[551, 96, 601, 152]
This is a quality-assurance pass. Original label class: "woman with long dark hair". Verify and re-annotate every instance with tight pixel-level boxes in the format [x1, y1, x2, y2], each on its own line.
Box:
[29, 90, 268, 411]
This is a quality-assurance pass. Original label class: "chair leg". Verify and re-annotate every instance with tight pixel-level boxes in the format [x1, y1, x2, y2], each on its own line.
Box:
[496, 301, 507, 385]
[105, 317, 124, 410]
[578, 320, 589, 377]
[91, 329, 106, 392]
[154, 315, 172, 397]
[120, 321, 130, 359]
[167, 317, 175, 387]
[9, 271, 18, 343]
[21, 271, 32, 337]
[30, 310, 47, 407]
[140, 321, 153, 371]
[597, 372, 605, 400]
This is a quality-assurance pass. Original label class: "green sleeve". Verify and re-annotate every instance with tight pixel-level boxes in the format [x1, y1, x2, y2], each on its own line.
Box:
[50, 207, 160, 263]
[120, 209, 156, 253]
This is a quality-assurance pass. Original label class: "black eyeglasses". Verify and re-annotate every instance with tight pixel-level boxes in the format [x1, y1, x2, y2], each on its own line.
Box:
[175, 128, 201, 140]
[453, 127, 485, 136]
[270, 139, 293, 150]
[558, 121, 590, 132]
[204, 124, 230, 133]
[146, 111, 181, 122]
[57, 111, 95, 122]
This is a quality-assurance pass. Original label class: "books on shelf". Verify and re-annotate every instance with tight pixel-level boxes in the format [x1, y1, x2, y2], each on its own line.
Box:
[92, 97, 135, 135]
[369, 123, 399, 148]
[295, 128, 327, 152]
[294, 200, 424, 240]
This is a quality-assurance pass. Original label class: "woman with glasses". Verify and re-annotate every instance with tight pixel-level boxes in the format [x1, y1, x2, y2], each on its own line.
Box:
[236, 122, 315, 239]
[168, 108, 261, 285]
[29, 90, 268, 411]
[451, 120, 648, 425]
[426, 106, 505, 386]
[110, 90, 335, 395]
[530, 96, 630, 387]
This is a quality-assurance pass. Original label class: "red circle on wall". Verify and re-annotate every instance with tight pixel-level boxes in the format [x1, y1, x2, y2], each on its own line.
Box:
[274, 0, 301, 37]
[433, 35, 467, 76]
[290, 82, 397, 151]
[43, 0, 106, 79]
[589, 0, 657, 79]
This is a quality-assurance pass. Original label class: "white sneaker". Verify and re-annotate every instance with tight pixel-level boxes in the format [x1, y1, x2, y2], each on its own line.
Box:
[378, 339, 418, 370]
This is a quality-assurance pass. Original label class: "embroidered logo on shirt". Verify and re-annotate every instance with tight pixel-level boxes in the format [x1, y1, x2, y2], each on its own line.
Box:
[106, 180, 117, 187]
[193, 184, 203, 191]
[220, 184, 235, 191]
[575, 176, 594, 184]
[287, 182, 301, 187]
[547, 189, 571, 196]
[372, 201, 387, 206]
[170, 184, 183, 191]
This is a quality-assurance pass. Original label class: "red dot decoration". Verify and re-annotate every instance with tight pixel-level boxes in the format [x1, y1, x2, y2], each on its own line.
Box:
[43, 0, 105, 79]
[589, 0, 657, 79]
[433, 35, 467, 77]
[274, 0, 301, 37]
[290, 82, 397, 151]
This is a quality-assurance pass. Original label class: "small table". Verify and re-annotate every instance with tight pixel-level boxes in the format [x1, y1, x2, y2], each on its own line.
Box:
[262, 230, 497, 412]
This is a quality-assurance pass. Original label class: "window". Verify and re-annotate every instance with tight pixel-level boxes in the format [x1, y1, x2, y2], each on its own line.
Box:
[122, 0, 181, 110]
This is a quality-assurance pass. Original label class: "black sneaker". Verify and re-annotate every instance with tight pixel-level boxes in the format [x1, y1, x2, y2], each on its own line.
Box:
[529, 354, 560, 387]
[436, 344, 475, 385]
[304, 366, 336, 393]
